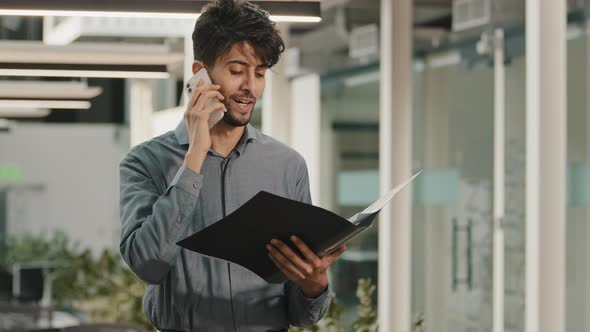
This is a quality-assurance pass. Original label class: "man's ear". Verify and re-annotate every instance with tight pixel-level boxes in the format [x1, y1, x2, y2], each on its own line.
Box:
[191, 61, 205, 74]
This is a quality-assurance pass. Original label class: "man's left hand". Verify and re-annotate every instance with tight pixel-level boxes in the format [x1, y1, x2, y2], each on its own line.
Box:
[266, 235, 346, 298]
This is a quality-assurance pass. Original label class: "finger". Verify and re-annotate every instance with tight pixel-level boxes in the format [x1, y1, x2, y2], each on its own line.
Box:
[202, 102, 228, 116]
[189, 84, 220, 111]
[185, 102, 225, 127]
[186, 103, 227, 128]
[331, 243, 346, 257]
[328, 244, 346, 257]
[290, 236, 322, 268]
[270, 239, 313, 275]
[267, 244, 306, 280]
[193, 90, 224, 113]
[268, 252, 304, 281]
[324, 244, 347, 265]
[268, 254, 306, 282]
[191, 89, 223, 113]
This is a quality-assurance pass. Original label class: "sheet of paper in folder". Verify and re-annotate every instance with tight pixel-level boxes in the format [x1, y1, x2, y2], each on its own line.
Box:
[177, 171, 421, 284]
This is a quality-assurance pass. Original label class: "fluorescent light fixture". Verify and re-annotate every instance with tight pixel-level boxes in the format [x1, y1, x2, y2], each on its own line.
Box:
[0, 41, 185, 66]
[0, 108, 51, 118]
[344, 71, 380, 87]
[270, 15, 321, 23]
[0, 100, 91, 109]
[0, 10, 321, 23]
[0, 81, 102, 99]
[0, 9, 199, 19]
[427, 51, 462, 68]
[0, 69, 170, 79]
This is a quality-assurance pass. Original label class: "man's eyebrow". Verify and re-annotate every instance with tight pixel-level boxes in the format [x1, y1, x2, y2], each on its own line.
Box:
[225, 60, 267, 69]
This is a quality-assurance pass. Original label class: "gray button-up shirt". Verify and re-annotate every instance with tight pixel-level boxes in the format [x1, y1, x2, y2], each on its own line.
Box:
[119, 121, 332, 332]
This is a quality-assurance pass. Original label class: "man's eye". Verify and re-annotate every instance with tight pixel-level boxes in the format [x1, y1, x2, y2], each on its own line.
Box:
[230, 70, 242, 75]
[255, 73, 265, 78]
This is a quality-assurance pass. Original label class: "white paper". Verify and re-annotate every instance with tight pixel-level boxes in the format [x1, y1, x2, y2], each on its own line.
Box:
[347, 171, 422, 224]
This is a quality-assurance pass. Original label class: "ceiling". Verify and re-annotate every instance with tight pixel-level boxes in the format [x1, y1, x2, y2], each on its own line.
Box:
[0, 0, 586, 125]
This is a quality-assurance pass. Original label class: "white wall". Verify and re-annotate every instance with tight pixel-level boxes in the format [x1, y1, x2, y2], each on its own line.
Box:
[0, 123, 129, 256]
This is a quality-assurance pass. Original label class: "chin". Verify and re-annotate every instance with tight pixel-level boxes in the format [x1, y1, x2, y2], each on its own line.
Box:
[222, 111, 251, 127]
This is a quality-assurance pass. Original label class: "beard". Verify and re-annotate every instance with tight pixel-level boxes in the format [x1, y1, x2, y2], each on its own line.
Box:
[221, 95, 256, 127]
[221, 108, 253, 127]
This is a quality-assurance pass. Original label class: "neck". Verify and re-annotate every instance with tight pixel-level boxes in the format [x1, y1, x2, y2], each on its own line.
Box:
[210, 121, 246, 157]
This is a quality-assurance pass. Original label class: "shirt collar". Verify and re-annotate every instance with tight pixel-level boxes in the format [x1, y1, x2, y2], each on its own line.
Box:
[174, 119, 259, 155]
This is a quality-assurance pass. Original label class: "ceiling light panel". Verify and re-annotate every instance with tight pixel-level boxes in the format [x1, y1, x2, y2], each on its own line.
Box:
[0, 100, 91, 109]
[0, 108, 51, 118]
[0, 81, 102, 99]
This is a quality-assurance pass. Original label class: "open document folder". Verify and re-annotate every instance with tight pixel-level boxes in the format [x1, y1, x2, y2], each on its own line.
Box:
[177, 171, 422, 284]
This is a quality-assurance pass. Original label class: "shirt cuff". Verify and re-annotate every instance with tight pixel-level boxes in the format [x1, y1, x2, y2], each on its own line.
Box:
[297, 284, 333, 306]
[169, 166, 203, 196]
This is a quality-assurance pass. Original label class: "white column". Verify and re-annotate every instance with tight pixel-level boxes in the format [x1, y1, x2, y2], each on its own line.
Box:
[586, 20, 590, 331]
[262, 23, 291, 144]
[129, 79, 154, 147]
[493, 29, 506, 332]
[378, 0, 413, 331]
[319, 106, 335, 211]
[183, 28, 195, 107]
[525, 0, 566, 332]
[291, 74, 322, 207]
[423, 66, 450, 331]
[262, 68, 292, 144]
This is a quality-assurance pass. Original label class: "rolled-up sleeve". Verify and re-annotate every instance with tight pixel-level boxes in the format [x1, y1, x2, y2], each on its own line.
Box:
[119, 153, 202, 285]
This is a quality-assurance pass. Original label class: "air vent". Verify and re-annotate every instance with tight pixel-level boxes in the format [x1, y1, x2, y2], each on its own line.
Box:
[452, 0, 491, 32]
[349, 24, 379, 64]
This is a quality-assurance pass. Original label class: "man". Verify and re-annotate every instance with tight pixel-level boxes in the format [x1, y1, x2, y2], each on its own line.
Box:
[119, 0, 345, 331]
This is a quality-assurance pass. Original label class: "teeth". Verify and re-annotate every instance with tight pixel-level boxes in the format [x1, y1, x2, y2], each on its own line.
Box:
[235, 99, 250, 105]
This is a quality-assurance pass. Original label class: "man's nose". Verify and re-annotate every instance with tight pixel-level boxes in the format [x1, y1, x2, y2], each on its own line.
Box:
[240, 73, 256, 96]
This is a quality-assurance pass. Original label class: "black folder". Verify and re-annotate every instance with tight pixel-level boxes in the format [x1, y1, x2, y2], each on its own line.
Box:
[177, 172, 421, 284]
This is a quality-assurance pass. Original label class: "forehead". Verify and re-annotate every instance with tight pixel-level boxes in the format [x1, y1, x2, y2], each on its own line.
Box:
[217, 41, 265, 68]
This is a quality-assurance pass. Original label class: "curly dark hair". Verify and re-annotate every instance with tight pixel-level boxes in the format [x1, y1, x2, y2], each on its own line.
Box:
[192, 0, 286, 68]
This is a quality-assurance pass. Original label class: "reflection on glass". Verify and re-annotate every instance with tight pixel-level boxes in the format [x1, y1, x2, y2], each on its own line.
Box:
[566, 23, 590, 332]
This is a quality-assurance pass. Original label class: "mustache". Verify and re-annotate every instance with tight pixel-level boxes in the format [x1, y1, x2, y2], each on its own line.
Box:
[229, 93, 257, 101]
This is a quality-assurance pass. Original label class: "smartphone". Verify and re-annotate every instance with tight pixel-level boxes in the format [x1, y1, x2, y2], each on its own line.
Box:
[185, 68, 224, 129]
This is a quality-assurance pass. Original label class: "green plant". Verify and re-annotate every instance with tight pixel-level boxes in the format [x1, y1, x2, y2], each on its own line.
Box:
[0, 231, 149, 328]
[290, 299, 345, 332]
[289, 278, 377, 332]
[351, 278, 377, 332]
[289, 278, 425, 332]
[71, 249, 148, 326]
[1, 231, 80, 305]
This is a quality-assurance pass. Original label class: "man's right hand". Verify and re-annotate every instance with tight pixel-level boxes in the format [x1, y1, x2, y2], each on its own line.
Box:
[183, 79, 227, 173]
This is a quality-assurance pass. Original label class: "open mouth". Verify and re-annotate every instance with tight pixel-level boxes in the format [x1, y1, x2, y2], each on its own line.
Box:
[233, 97, 254, 105]
[232, 97, 255, 111]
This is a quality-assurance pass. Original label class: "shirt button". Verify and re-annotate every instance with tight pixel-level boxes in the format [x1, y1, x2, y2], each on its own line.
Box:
[193, 183, 198, 189]
[177, 217, 182, 223]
